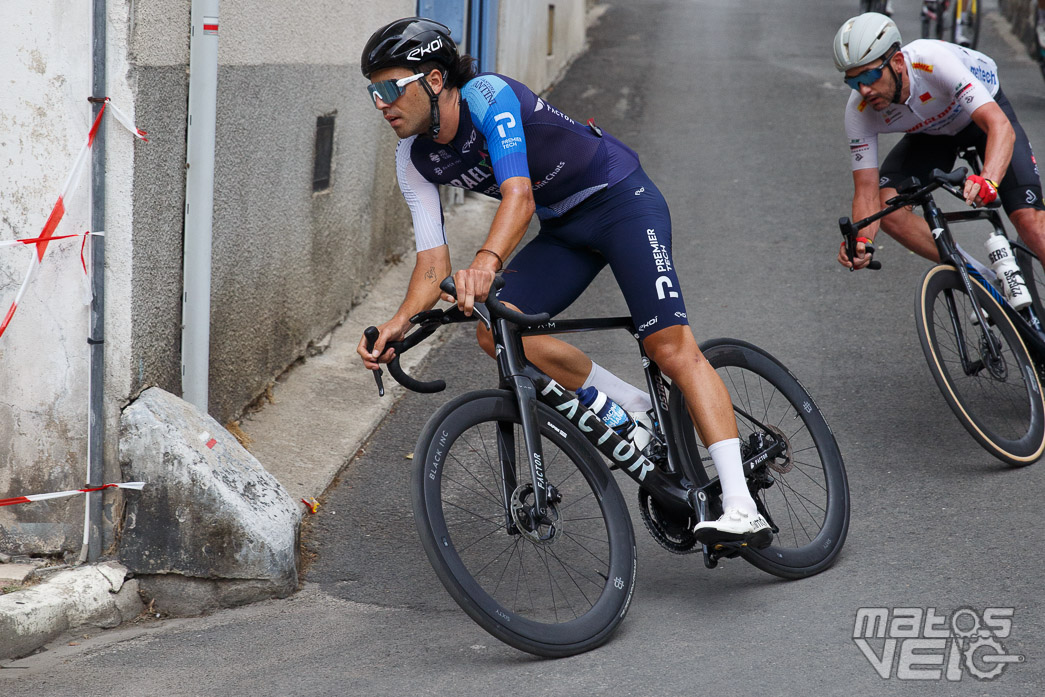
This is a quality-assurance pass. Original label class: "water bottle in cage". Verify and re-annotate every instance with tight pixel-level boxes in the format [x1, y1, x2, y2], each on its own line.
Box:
[984, 233, 1032, 310]
[576, 387, 636, 437]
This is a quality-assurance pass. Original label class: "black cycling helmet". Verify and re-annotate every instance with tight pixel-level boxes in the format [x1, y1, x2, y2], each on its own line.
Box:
[360, 17, 458, 79]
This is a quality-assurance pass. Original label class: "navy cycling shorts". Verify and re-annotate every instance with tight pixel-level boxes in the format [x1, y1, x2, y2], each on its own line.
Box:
[498, 167, 688, 339]
[879, 89, 1045, 213]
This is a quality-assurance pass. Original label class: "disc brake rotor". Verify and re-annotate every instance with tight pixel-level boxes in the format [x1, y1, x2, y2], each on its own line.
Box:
[510, 484, 560, 543]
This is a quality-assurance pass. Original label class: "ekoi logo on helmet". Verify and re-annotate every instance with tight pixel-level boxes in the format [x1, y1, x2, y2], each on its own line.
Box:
[407, 37, 444, 61]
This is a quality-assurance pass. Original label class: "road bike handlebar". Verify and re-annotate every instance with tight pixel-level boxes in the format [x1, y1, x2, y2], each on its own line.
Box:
[838, 166, 1002, 272]
[365, 276, 551, 395]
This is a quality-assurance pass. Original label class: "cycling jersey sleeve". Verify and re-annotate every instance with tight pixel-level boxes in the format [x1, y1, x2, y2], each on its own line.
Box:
[932, 46, 997, 116]
[461, 75, 531, 184]
[396, 137, 447, 252]
[844, 92, 880, 172]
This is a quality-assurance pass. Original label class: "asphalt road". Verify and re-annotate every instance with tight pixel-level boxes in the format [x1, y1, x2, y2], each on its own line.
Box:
[3, 1, 1044, 695]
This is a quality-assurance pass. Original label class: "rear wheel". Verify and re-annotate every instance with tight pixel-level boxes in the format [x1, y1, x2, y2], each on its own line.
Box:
[412, 390, 636, 657]
[668, 339, 850, 580]
[915, 265, 1045, 466]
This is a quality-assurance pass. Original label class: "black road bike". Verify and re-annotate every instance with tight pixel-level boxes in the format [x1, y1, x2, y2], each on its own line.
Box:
[839, 149, 1045, 465]
[366, 278, 850, 657]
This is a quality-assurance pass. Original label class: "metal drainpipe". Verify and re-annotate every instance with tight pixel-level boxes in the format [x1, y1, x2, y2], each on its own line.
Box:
[182, 0, 220, 412]
[82, 0, 107, 563]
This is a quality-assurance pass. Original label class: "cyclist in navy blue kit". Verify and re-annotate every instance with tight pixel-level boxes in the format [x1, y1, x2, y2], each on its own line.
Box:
[356, 17, 770, 546]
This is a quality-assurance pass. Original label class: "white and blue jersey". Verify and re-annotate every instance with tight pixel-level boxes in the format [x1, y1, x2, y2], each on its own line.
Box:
[394, 72, 688, 339]
[396, 73, 639, 251]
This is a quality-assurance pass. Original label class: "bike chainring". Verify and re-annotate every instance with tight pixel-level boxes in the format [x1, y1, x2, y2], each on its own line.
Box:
[638, 489, 699, 554]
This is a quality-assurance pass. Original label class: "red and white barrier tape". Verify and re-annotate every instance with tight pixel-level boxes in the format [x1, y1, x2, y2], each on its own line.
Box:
[0, 482, 145, 508]
[0, 98, 147, 340]
[0, 230, 102, 274]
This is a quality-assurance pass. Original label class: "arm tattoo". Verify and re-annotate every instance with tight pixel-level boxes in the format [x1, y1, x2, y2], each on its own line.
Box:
[424, 266, 436, 283]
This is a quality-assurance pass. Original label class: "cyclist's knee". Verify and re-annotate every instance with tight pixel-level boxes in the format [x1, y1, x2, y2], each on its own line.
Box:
[642, 327, 704, 378]
[475, 324, 495, 358]
[1010, 207, 1045, 237]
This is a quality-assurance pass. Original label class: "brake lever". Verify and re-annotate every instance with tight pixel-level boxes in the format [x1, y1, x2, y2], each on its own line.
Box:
[838, 216, 882, 271]
[363, 326, 385, 397]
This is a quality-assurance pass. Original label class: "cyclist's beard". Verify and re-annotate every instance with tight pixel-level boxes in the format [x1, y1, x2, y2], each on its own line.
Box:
[888, 65, 903, 105]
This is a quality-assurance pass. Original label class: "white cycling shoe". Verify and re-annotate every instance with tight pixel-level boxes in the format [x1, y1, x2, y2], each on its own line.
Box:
[693, 507, 772, 548]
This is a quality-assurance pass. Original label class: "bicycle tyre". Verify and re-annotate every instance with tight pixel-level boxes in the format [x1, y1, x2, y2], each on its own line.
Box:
[951, 0, 980, 48]
[668, 339, 850, 580]
[916, 265, 1045, 465]
[411, 389, 637, 657]
[1014, 242, 1045, 334]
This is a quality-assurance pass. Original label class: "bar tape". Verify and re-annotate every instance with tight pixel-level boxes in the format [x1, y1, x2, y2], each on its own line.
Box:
[0, 482, 145, 508]
[0, 98, 147, 341]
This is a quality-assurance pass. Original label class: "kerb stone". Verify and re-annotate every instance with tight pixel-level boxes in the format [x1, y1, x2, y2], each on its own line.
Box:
[118, 387, 300, 613]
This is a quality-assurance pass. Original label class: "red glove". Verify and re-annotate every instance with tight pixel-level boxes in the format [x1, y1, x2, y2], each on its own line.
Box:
[968, 174, 998, 205]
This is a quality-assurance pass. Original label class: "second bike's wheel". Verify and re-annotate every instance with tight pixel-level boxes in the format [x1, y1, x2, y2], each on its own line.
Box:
[951, 0, 980, 48]
[1014, 241, 1045, 341]
[668, 339, 850, 580]
[412, 389, 637, 658]
[916, 265, 1045, 466]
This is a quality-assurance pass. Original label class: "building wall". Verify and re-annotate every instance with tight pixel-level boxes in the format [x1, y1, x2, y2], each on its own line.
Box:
[0, 1, 98, 553]
[128, 0, 415, 425]
[496, 0, 588, 93]
[1, 0, 596, 556]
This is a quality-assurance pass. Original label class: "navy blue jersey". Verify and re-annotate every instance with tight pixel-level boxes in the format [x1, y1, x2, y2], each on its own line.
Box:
[396, 73, 639, 251]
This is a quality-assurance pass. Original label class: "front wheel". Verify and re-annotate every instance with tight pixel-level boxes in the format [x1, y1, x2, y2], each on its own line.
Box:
[412, 389, 637, 658]
[668, 339, 850, 580]
[915, 265, 1045, 466]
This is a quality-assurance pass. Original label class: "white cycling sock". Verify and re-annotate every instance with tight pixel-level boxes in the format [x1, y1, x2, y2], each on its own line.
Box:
[582, 361, 653, 413]
[708, 438, 757, 516]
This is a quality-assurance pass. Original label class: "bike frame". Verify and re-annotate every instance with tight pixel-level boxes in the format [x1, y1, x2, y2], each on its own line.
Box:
[486, 310, 786, 531]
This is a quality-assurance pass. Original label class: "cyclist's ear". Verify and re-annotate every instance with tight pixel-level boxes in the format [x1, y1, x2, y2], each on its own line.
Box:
[427, 68, 445, 95]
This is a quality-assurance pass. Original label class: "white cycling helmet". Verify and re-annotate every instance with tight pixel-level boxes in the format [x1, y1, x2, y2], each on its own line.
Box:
[833, 13, 902, 71]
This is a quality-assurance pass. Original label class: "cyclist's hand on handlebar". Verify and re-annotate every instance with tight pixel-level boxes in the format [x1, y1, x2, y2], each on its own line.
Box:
[442, 267, 497, 317]
[356, 321, 405, 370]
[838, 238, 875, 270]
[964, 174, 999, 207]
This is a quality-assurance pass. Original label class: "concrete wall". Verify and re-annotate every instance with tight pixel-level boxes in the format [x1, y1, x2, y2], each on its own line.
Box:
[0, 2, 99, 553]
[1, 0, 596, 557]
[999, 0, 1040, 54]
[128, 0, 414, 425]
[497, 0, 589, 93]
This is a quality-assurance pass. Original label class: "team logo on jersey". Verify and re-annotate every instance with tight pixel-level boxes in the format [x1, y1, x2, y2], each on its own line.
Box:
[534, 98, 545, 112]
[858, 100, 868, 112]
[912, 62, 934, 73]
[919, 92, 933, 104]
[461, 128, 478, 153]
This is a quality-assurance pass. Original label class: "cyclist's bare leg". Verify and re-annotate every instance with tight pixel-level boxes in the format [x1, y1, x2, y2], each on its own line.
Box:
[877, 187, 943, 261]
[1008, 208, 1045, 270]
[475, 323, 592, 390]
[641, 324, 737, 445]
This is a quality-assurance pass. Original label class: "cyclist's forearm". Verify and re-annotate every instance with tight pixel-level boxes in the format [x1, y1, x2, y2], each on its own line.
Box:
[391, 246, 452, 327]
[852, 169, 883, 237]
[471, 177, 535, 271]
[973, 103, 1015, 184]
